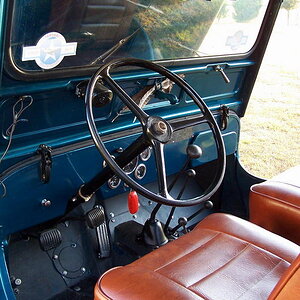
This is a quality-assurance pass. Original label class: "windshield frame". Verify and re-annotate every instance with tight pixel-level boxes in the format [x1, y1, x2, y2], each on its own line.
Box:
[3, 0, 277, 81]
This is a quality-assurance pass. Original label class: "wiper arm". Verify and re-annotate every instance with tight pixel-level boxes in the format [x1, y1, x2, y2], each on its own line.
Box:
[126, 0, 163, 14]
[165, 38, 209, 57]
[90, 27, 141, 65]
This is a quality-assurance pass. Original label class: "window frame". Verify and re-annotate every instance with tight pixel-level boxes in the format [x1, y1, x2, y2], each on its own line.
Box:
[3, 0, 278, 82]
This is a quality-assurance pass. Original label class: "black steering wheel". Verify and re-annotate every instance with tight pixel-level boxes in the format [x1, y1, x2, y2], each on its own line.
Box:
[85, 58, 226, 207]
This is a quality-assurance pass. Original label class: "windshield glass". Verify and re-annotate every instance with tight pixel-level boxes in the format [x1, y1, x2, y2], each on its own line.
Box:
[10, 0, 269, 72]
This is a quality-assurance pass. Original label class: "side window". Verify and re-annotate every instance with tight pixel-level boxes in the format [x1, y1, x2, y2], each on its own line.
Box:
[239, 3, 300, 178]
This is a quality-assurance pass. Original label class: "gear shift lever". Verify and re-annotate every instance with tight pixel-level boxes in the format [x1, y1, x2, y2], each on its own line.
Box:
[146, 144, 203, 245]
[168, 144, 202, 191]
[164, 169, 196, 233]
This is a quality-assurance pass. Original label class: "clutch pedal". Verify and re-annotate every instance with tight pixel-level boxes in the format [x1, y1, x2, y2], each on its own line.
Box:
[39, 228, 62, 251]
[86, 206, 110, 258]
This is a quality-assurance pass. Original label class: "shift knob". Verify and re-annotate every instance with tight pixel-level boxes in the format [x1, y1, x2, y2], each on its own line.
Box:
[178, 217, 188, 227]
[186, 169, 196, 178]
[204, 201, 213, 209]
[186, 144, 202, 159]
[178, 217, 188, 233]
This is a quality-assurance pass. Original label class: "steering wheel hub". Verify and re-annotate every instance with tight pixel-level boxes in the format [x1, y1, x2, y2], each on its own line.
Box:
[146, 116, 173, 143]
[154, 121, 167, 134]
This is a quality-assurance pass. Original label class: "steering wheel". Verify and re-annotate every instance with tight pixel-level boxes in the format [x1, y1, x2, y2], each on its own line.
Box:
[85, 58, 226, 207]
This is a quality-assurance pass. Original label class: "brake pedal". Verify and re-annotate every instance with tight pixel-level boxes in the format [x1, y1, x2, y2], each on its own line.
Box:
[39, 228, 62, 251]
[86, 207, 105, 229]
[86, 206, 110, 258]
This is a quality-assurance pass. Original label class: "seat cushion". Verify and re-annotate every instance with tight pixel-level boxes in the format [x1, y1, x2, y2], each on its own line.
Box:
[250, 165, 300, 244]
[269, 255, 300, 300]
[95, 213, 300, 300]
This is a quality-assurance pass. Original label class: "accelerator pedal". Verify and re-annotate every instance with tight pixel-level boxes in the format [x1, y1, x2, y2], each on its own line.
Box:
[86, 206, 110, 258]
[39, 228, 62, 251]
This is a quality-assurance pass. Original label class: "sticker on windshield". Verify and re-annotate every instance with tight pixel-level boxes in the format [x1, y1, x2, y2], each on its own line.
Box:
[22, 32, 77, 69]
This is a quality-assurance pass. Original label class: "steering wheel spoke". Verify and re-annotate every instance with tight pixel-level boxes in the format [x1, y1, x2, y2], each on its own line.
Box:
[104, 74, 149, 125]
[171, 114, 207, 132]
[152, 141, 172, 199]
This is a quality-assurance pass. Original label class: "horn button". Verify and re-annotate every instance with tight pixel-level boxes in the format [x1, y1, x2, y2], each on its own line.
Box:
[145, 116, 173, 143]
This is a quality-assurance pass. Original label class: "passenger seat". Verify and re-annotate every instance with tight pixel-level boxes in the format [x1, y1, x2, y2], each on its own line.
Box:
[250, 165, 300, 244]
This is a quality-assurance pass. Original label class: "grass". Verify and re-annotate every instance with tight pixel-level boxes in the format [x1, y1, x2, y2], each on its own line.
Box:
[239, 8, 300, 179]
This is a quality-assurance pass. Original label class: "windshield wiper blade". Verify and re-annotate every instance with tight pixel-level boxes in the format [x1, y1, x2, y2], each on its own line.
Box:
[90, 27, 141, 65]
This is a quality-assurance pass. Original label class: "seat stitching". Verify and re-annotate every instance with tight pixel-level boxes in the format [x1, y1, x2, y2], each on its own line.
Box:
[153, 271, 211, 300]
[159, 273, 210, 300]
[197, 228, 293, 263]
[140, 268, 209, 300]
[186, 243, 251, 288]
[154, 232, 220, 272]
[236, 259, 288, 299]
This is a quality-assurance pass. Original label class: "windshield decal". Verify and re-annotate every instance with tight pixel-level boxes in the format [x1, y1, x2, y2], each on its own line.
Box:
[21, 32, 77, 69]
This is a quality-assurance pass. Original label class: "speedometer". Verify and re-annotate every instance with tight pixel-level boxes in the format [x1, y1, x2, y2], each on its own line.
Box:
[123, 157, 139, 174]
[140, 147, 152, 161]
[107, 175, 121, 189]
[135, 164, 147, 180]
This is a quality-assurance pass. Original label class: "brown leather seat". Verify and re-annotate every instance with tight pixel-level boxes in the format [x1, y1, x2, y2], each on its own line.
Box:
[250, 165, 300, 244]
[94, 213, 300, 300]
[269, 255, 300, 299]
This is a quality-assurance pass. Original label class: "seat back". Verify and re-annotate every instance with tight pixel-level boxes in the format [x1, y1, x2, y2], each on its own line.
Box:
[250, 165, 300, 244]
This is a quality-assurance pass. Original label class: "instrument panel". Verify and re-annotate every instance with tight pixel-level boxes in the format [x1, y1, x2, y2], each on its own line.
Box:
[106, 147, 152, 189]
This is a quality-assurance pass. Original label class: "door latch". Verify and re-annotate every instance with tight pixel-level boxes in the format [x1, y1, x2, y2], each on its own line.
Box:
[220, 105, 229, 131]
[37, 144, 52, 183]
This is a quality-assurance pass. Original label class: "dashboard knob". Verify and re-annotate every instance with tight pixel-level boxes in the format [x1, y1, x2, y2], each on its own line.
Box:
[186, 144, 202, 159]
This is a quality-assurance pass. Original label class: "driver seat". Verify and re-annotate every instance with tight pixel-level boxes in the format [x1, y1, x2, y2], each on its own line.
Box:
[94, 213, 300, 300]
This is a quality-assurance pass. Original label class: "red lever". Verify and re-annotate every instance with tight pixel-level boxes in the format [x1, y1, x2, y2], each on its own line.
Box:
[128, 190, 139, 214]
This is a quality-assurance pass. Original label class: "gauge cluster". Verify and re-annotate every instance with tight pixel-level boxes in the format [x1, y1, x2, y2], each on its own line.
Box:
[105, 147, 152, 189]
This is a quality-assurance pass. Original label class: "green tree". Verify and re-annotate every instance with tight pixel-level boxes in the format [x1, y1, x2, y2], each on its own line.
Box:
[233, 0, 263, 23]
[137, 0, 223, 59]
[281, 0, 299, 24]
[282, 0, 298, 10]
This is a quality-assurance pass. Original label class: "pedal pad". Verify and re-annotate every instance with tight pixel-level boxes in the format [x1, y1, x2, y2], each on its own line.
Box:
[39, 228, 62, 251]
[86, 207, 105, 229]
[86, 206, 110, 258]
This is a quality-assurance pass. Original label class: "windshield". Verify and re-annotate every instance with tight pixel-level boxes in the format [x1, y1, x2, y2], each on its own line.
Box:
[10, 0, 269, 72]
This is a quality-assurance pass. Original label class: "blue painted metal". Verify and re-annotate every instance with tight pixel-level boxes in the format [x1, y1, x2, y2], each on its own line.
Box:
[0, 113, 239, 238]
[0, 61, 247, 172]
[0, 154, 83, 237]
[0, 242, 15, 300]
[0, 60, 254, 96]
[0, 0, 7, 86]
